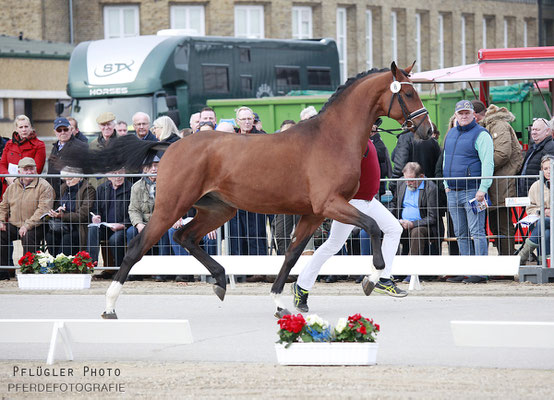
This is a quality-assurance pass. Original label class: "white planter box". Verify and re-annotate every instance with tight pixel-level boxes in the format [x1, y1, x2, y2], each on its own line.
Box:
[17, 274, 92, 290]
[275, 342, 378, 366]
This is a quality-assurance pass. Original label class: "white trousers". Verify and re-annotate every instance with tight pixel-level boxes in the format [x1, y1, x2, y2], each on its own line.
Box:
[297, 198, 402, 290]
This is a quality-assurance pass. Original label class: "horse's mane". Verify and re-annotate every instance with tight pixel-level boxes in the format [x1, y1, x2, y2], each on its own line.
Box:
[319, 67, 409, 114]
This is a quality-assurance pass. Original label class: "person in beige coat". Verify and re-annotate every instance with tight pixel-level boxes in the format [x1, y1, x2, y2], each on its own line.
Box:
[0, 157, 54, 278]
[520, 156, 551, 263]
[477, 102, 524, 255]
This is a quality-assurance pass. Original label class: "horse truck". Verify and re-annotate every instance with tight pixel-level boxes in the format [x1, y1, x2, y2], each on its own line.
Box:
[61, 32, 340, 135]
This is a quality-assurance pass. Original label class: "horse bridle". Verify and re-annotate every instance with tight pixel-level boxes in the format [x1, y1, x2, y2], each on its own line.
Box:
[384, 76, 430, 136]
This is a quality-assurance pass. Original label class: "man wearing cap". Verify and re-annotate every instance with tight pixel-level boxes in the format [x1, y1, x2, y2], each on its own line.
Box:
[47, 117, 88, 199]
[443, 100, 494, 283]
[126, 155, 170, 281]
[132, 112, 158, 142]
[0, 158, 54, 273]
[90, 112, 117, 151]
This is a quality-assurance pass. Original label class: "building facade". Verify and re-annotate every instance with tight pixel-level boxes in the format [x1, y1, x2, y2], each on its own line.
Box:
[1, 1, 550, 82]
[0, 0, 551, 135]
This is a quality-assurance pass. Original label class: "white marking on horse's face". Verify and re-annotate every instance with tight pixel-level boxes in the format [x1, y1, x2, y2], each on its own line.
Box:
[105, 281, 123, 313]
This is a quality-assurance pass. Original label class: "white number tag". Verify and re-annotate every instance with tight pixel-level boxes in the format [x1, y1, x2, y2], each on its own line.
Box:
[390, 81, 401, 93]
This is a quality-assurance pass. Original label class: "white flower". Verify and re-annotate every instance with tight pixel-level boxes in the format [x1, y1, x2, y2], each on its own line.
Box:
[55, 253, 67, 260]
[306, 314, 329, 329]
[37, 252, 54, 267]
[335, 318, 347, 334]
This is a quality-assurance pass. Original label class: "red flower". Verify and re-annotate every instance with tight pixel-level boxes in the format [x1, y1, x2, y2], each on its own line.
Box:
[357, 325, 367, 335]
[277, 314, 306, 333]
[348, 313, 362, 322]
[374, 324, 380, 331]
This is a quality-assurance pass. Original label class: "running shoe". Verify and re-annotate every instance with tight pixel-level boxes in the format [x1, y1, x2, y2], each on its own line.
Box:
[291, 282, 309, 312]
[374, 278, 408, 297]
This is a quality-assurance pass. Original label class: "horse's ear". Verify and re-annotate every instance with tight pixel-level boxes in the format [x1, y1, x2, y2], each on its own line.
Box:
[405, 61, 416, 74]
[390, 61, 398, 78]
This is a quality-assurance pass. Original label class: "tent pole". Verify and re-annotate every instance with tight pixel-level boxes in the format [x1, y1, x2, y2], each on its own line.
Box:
[479, 81, 490, 106]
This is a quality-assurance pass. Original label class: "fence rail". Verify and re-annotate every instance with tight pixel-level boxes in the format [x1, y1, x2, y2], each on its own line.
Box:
[0, 171, 551, 274]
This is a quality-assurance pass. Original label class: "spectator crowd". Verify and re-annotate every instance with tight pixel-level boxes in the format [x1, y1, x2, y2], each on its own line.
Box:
[0, 100, 552, 285]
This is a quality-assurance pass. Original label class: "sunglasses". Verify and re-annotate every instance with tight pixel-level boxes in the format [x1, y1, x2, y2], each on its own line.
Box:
[56, 127, 70, 133]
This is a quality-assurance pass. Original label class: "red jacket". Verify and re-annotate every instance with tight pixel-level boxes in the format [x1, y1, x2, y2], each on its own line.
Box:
[0, 132, 46, 195]
[354, 140, 380, 201]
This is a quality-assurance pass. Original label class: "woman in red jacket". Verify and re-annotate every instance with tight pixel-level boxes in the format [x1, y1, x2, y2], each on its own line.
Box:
[0, 115, 46, 194]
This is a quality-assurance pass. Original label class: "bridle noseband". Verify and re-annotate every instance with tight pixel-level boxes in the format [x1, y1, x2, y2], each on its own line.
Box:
[385, 76, 429, 135]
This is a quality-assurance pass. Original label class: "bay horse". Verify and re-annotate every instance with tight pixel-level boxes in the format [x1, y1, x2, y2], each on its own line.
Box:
[65, 62, 432, 319]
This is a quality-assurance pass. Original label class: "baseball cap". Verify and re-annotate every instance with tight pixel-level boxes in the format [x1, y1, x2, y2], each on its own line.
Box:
[18, 157, 36, 168]
[53, 117, 70, 130]
[455, 100, 474, 113]
[253, 113, 260, 122]
[96, 112, 116, 124]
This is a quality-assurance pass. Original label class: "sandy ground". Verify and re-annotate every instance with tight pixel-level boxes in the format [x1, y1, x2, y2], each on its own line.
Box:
[1, 279, 553, 399]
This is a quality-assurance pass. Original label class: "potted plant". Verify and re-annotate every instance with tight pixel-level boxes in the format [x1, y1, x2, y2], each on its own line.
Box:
[17, 250, 96, 290]
[275, 313, 380, 365]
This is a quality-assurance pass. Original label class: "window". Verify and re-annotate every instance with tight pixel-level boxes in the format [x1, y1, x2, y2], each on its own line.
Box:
[308, 68, 332, 87]
[239, 48, 251, 63]
[235, 5, 264, 38]
[391, 11, 398, 63]
[438, 14, 444, 69]
[336, 8, 347, 83]
[366, 10, 373, 70]
[170, 5, 205, 35]
[461, 15, 466, 65]
[275, 67, 300, 92]
[438, 14, 445, 91]
[504, 18, 508, 48]
[202, 65, 229, 93]
[104, 5, 139, 39]
[415, 13, 421, 73]
[0, 99, 4, 119]
[241, 76, 253, 92]
[292, 7, 312, 39]
[523, 20, 528, 47]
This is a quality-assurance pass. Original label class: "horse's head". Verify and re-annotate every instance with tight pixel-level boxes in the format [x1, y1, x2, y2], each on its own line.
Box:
[385, 61, 433, 140]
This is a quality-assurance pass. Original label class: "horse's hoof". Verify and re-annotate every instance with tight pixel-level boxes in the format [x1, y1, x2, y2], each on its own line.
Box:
[274, 307, 291, 319]
[213, 284, 226, 301]
[101, 311, 118, 319]
[362, 277, 375, 296]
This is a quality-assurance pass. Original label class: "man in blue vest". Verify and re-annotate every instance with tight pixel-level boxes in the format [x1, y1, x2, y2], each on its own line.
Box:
[443, 100, 494, 283]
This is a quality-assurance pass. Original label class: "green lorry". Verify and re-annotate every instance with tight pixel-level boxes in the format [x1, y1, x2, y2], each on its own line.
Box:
[65, 34, 340, 134]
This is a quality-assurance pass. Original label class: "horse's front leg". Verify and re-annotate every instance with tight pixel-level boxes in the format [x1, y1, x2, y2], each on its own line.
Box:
[271, 214, 324, 318]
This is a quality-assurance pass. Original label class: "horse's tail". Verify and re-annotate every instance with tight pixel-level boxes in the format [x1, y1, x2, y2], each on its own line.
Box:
[61, 135, 171, 173]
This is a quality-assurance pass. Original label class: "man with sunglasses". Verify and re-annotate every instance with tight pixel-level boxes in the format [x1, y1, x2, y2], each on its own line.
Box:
[518, 117, 554, 197]
[47, 117, 88, 199]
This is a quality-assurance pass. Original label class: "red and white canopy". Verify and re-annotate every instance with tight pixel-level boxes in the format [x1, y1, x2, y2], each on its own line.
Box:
[411, 47, 554, 83]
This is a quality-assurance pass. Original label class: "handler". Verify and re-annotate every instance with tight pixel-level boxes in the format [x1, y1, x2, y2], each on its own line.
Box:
[291, 139, 405, 313]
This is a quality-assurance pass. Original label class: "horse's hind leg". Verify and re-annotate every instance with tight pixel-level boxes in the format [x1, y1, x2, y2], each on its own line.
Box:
[172, 196, 237, 300]
[270, 214, 324, 317]
[103, 210, 178, 319]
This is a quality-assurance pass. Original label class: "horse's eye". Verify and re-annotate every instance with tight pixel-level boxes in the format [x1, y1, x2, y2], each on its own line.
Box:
[405, 91, 413, 98]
